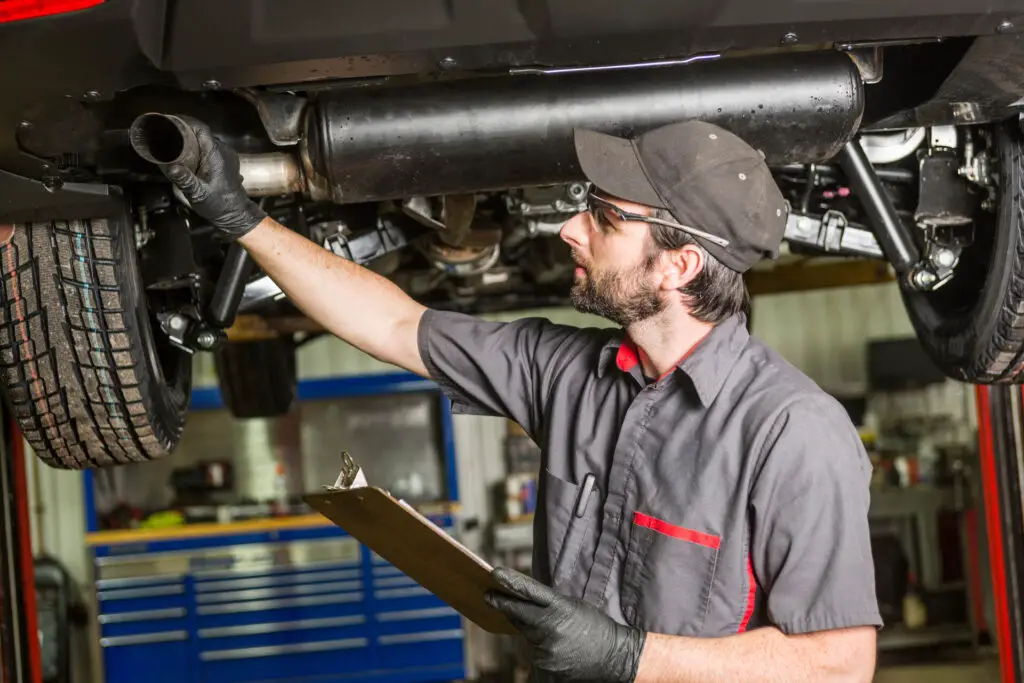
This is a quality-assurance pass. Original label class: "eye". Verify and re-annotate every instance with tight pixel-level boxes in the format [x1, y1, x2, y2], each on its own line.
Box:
[593, 207, 617, 233]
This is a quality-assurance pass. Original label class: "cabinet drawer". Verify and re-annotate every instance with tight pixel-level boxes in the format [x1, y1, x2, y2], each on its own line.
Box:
[377, 629, 465, 670]
[196, 593, 367, 629]
[197, 579, 363, 605]
[371, 590, 450, 616]
[199, 637, 373, 683]
[198, 616, 368, 653]
[103, 634, 192, 683]
[99, 608, 188, 638]
[95, 574, 185, 591]
[372, 575, 421, 590]
[97, 584, 187, 615]
[375, 606, 461, 636]
[194, 566, 362, 593]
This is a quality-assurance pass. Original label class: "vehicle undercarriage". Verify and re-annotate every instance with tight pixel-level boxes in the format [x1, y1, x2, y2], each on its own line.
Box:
[3, 1, 1024, 466]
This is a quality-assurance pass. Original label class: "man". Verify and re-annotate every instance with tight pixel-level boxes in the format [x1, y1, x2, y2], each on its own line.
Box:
[162, 118, 882, 683]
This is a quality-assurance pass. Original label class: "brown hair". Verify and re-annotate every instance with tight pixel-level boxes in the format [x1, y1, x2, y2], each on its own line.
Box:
[648, 209, 749, 324]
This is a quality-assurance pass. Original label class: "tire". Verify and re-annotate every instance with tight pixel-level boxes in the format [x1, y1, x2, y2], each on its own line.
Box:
[213, 337, 296, 418]
[0, 211, 192, 468]
[903, 122, 1024, 384]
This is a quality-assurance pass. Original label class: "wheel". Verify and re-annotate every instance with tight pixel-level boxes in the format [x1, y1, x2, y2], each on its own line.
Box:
[213, 337, 296, 418]
[902, 122, 1024, 384]
[0, 210, 192, 468]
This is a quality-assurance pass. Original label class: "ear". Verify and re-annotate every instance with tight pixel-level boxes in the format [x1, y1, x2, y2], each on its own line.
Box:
[658, 243, 704, 291]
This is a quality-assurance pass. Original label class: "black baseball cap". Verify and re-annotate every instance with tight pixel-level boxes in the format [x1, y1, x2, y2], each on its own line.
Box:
[573, 120, 788, 273]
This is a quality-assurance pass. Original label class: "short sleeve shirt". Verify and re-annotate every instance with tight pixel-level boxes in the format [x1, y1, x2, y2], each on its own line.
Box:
[417, 308, 883, 637]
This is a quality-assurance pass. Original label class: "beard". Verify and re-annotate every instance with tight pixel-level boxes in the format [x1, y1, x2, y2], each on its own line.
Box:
[570, 252, 664, 327]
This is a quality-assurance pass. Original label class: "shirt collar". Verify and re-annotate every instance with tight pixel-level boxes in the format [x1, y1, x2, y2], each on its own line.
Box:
[598, 314, 750, 405]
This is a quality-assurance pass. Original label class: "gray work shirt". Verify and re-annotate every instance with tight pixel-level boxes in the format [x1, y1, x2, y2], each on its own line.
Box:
[418, 309, 882, 637]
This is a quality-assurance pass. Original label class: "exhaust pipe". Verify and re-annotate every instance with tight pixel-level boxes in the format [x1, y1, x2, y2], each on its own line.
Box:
[133, 50, 864, 205]
[129, 113, 201, 171]
[130, 114, 305, 196]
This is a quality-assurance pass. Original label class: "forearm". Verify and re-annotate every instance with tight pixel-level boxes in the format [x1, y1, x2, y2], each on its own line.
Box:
[238, 216, 429, 375]
[635, 627, 876, 683]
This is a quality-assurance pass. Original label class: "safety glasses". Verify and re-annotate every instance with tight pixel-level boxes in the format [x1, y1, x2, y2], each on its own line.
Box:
[586, 192, 730, 248]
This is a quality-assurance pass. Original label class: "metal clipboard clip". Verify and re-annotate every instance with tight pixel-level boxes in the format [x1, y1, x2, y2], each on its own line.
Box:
[326, 451, 369, 491]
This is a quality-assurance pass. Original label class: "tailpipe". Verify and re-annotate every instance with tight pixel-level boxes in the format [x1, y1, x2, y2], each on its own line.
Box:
[130, 113, 201, 172]
[130, 113, 305, 196]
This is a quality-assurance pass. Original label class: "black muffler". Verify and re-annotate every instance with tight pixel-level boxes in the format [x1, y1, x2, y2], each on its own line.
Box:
[132, 49, 864, 204]
[305, 50, 864, 203]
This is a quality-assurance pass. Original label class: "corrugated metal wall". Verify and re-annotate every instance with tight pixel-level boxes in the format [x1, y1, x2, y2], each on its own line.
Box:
[751, 281, 914, 395]
[751, 281, 976, 433]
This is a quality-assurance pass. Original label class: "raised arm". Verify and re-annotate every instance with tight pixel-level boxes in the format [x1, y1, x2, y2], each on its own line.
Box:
[238, 217, 427, 376]
[159, 118, 427, 376]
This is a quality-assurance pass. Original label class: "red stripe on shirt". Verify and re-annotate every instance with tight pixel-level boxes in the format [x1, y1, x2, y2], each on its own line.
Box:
[738, 555, 757, 632]
[632, 512, 721, 549]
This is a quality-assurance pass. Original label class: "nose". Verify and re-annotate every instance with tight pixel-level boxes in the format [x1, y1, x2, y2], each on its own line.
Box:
[560, 211, 589, 250]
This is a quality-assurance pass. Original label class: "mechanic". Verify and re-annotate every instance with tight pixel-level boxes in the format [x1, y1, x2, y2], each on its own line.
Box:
[161, 118, 882, 683]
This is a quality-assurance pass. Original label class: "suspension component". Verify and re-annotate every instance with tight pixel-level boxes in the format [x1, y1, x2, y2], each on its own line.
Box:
[837, 139, 923, 277]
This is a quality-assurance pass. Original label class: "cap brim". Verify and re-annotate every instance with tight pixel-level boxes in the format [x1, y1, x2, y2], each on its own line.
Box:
[573, 129, 666, 209]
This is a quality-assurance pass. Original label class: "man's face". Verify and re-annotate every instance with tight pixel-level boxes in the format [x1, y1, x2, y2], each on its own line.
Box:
[559, 193, 665, 327]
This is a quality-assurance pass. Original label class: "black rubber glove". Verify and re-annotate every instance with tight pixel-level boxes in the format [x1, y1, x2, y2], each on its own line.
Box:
[160, 118, 267, 239]
[486, 567, 646, 683]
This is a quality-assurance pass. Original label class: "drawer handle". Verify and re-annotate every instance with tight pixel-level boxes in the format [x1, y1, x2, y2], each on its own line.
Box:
[374, 587, 431, 600]
[371, 566, 405, 578]
[376, 607, 458, 622]
[99, 608, 186, 624]
[378, 629, 464, 646]
[95, 575, 185, 590]
[100, 631, 188, 647]
[200, 637, 369, 661]
[197, 580, 363, 604]
[98, 585, 184, 601]
[197, 593, 364, 616]
[195, 569, 362, 592]
[373, 576, 420, 589]
[199, 615, 366, 639]
[193, 558, 361, 581]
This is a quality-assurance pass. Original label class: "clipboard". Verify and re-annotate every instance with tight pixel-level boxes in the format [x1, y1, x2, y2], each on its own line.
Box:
[302, 453, 518, 635]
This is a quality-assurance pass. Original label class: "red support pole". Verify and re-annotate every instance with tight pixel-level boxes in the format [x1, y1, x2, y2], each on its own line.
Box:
[10, 424, 40, 683]
[974, 385, 1016, 683]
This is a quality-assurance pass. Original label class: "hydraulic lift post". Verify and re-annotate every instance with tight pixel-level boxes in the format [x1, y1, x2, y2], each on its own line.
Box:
[0, 406, 42, 683]
[975, 384, 1024, 683]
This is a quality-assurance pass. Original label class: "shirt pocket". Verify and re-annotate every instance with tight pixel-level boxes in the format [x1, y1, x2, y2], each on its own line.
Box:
[620, 512, 720, 636]
[538, 469, 597, 594]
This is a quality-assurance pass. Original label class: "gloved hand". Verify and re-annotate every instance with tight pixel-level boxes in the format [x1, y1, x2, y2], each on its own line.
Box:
[159, 117, 267, 239]
[486, 567, 646, 683]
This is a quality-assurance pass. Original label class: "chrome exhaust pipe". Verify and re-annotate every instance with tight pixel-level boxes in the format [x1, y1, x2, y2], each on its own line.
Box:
[237, 153, 305, 197]
[130, 113, 304, 197]
[129, 113, 201, 172]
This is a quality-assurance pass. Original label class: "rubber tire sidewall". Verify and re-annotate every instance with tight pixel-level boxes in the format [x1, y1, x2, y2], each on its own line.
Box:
[121, 203, 192, 449]
[901, 122, 1024, 384]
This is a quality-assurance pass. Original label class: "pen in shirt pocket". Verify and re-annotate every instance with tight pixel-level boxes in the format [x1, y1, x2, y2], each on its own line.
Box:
[575, 473, 596, 518]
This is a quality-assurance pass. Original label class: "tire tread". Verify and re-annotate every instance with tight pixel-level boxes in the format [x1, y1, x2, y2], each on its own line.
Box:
[0, 218, 185, 468]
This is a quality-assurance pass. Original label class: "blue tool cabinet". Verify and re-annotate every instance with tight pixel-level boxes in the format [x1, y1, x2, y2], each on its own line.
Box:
[92, 524, 466, 683]
[85, 373, 468, 683]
